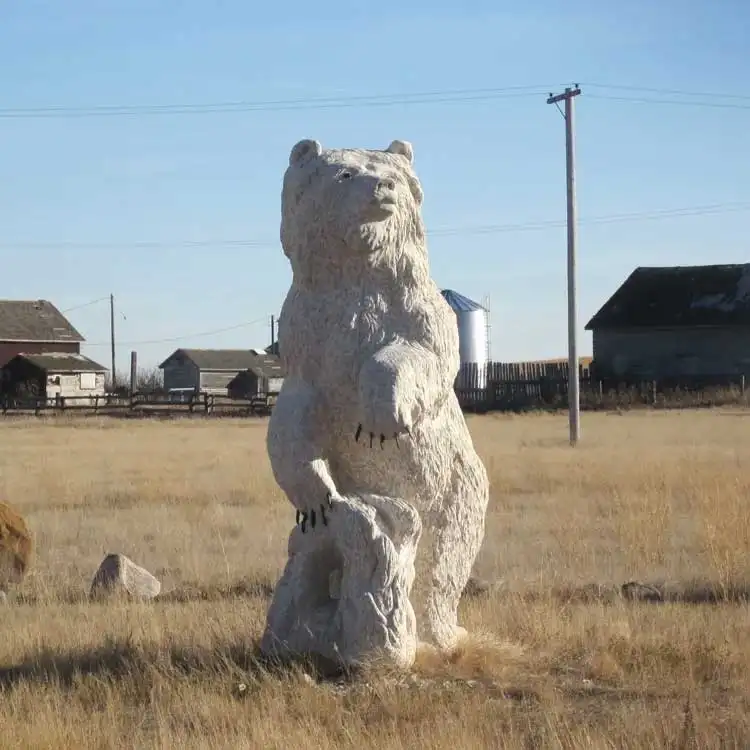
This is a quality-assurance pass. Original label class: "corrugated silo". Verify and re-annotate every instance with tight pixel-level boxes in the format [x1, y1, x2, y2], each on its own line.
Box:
[440, 289, 489, 388]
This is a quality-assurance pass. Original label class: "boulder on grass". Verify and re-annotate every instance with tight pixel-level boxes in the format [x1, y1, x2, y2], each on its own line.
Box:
[90, 553, 161, 601]
[0, 501, 32, 592]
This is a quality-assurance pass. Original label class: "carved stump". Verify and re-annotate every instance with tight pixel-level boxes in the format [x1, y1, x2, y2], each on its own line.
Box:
[260, 494, 422, 671]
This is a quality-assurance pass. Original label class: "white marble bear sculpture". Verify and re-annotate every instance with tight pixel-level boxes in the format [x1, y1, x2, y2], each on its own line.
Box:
[261, 138, 490, 663]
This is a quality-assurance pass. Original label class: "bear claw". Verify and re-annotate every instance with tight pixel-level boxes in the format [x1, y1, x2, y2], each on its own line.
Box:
[296, 496, 335, 533]
[355, 425, 410, 449]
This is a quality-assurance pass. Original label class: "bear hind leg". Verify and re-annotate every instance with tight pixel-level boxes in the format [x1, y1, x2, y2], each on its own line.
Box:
[423, 456, 489, 651]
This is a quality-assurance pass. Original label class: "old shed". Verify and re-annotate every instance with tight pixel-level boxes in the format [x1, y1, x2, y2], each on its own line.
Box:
[1, 352, 108, 403]
[586, 263, 750, 380]
[0, 299, 85, 367]
[227, 355, 285, 399]
[159, 348, 284, 396]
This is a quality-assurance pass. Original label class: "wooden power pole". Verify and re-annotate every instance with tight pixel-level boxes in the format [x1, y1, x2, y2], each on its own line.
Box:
[547, 85, 582, 446]
[110, 293, 116, 392]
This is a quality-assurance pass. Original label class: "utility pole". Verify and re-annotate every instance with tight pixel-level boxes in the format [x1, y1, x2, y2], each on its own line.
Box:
[270, 314, 276, 352]
[110, 293, 116, 392]
[547, 85, 581, 446]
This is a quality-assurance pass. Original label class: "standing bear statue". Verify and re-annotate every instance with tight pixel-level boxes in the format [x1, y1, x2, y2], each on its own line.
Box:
[259, 138, 490, 670]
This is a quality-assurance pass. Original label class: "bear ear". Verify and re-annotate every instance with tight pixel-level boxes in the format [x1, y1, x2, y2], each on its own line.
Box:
[289, 139, 322, 167]
[385, 140, 414, 164]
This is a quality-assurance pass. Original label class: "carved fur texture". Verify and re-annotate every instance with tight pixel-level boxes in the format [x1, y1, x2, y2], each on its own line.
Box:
[264, 138, 490, 661]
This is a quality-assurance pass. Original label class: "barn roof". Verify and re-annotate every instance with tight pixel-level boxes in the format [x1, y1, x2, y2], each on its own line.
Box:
[245, 354, 284, 378]
[7, 352, 107, 373]
[159, 348, 283, 374]
[441, 289, 486, 313]
[585, 264, 750, 330]
[0, 300, 84, 343]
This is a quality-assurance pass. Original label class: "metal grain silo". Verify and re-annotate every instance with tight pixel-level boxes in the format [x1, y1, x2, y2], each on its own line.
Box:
[441, 289, 489, 388]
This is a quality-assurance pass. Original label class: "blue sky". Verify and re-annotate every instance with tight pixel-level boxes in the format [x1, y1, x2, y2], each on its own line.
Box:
[1, 1, 748, 373]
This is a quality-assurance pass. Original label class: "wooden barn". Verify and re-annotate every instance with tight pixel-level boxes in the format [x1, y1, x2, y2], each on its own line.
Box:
[1, 352, 108, 404]
[159, 348, 284, 397]
[586, 263, 750, 381]
[0, 299, 85, 367]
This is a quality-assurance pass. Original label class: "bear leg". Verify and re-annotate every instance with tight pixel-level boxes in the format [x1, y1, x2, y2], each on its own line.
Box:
[422, 454, 489, 651]
[267, 377, 340, 524]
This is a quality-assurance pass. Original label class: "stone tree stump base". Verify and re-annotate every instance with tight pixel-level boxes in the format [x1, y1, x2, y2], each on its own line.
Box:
[260, 494, 422, 671]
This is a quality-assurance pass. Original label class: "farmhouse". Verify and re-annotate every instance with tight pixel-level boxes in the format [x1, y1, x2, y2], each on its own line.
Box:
[0, 299, 85, 367]
[159, 348, 284, 397]
[1, 352, 107, 403]
[586, 263, 750, 380]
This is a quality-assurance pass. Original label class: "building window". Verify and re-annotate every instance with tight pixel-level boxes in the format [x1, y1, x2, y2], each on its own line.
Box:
[79, 372, 97, 390]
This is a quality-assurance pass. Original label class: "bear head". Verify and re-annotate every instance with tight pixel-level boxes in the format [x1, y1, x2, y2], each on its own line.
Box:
[280, 139, 427, 287]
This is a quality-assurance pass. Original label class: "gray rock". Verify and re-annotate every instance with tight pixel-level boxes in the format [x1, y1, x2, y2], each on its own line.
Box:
[90, 553, 161, 601]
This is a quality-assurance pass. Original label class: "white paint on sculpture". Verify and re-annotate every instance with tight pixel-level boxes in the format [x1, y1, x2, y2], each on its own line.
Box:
[260, 137, 490, 668]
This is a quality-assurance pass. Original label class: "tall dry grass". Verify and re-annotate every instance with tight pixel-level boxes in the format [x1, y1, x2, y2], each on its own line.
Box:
[0, 410, 748, 748]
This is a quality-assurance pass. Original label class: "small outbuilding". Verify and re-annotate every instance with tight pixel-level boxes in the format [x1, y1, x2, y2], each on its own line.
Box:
[227, 355, 285, 399]
[1, 352, 108, 404]
[159, 348, 284, 396]
[586, 263, 750, 380]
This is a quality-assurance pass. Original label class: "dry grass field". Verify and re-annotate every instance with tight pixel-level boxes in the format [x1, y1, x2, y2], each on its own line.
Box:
[0, 410, 749, 748]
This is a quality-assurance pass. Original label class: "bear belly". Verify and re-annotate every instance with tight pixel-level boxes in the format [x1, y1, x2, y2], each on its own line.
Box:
[327, 399, 467, 513]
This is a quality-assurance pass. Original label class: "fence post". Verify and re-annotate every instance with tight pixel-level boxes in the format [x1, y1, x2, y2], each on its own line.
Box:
[651, 380, 657, 405]
[741, 375, 746, 396]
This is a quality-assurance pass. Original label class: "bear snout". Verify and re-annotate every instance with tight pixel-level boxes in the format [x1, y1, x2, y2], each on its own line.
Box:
[373, 176, 398, 207]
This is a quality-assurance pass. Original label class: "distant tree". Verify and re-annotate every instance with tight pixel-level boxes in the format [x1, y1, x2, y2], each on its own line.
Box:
[105, 367, 164, 395]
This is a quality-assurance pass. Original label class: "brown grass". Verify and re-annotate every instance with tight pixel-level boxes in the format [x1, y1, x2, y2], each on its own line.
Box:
[0, 410, 749, 748]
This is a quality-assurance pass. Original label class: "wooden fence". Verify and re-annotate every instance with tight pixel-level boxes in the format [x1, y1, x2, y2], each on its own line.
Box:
[2, 360, 749, 418]
[0, 391, 276, 418]
[455, 361, 750, 412]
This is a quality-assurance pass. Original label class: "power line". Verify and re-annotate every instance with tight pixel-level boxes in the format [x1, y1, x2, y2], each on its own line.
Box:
[7, 200, 750, 251]
[61, 295, 110, 313]
[582, 82, 750, 102]
[2, 82, 749, 119]
[0, 85, 553, 119]
[432, 201, 750, 237]
[586, 93, 750, 111]
[82, 316, 268, 347]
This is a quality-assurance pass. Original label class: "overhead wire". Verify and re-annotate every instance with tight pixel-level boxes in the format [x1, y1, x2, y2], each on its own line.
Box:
[2, 81, 750, 119]
[0, 85, 553, 119]
[7, 200, 750, 251]
[61, 295, 110, 313]
[82, 317, 269, 348]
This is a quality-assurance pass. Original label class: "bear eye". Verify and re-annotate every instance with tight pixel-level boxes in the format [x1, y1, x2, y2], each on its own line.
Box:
[338, 169, 353, 180]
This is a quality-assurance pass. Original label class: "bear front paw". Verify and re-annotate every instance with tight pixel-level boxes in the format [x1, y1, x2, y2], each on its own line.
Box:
[355, 423, 409, 449]
[295, 492, 335, 533]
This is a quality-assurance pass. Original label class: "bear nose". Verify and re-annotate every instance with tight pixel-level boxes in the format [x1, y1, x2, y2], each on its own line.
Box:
[378, 177, 396, 191]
